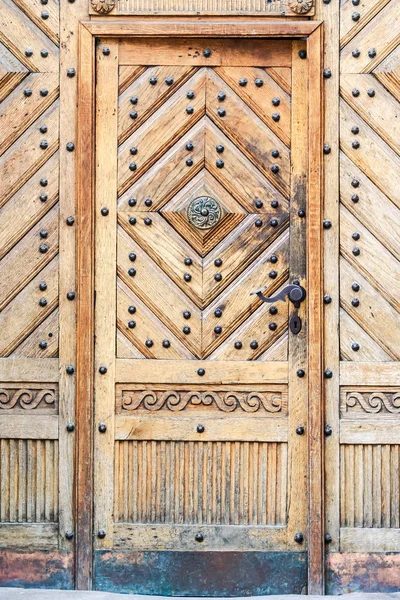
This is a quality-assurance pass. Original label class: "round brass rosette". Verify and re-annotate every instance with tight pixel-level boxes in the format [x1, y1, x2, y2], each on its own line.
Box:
[187, 197, 222, 230]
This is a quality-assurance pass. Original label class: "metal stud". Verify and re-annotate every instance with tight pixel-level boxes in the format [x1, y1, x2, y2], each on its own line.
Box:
[66, 423, 75, 433]
[39, 340, 48, 349]
[214, 309, 222, 318]
[294, 532, 304, 544]
[217, 108, 226, 117]
[216, 159, 224, 168]
[272, 113, 280, 122]
[145, 339, 153, 348]
[144, 217, 152, 226]
[296, 425, 305, 435]
[352, 0, 360, 4]
[270, 255, 278, 264]
[66, 216, 75, 226]
[65, 531, 74, 540]
[269, 306, 278, 315]
[297, 369, 305, 378]
[25, 49, 33, 57]
[67, 68, 76, 77]
[272, 97, 280, 106]
[324, 425, 333, 436]
[324, 295, 332, 304]
[128, 321, 136, 329]
[250, 341, 258, 350]
[214, 273, 222, 282]
[271, 149, 280, 158]
[39, 298, 47, 307]
[149, 76, 157, 85]
[270, 218, 279, 228]
[128, 306, 136, 314]
[351, 179, 360, 188]
[39, 282, 47, 291]
[40, 178, 48, 187]
[271, 164, 279, 174]
[99, 366, 107, 375]
[128, 268, 136, 277]
[323, 144, 331, 154]
[255, 78, 264, 87]
[298, 209, 306, 218]
[352, 140, 360, 149]
[367, 88, 375, 97]
[203, 48, 212, 58]
[352, 282, 360, 292]
[351, 298, 360, 307]
[271, 200, 279, 209]
[298, 49, 307, 59]
[40, 140, 48, 149]
[323, 69, 332, 79]
[269, 271, 277, 279]
[325, 533, 333, 544]
[40, 229, 48, 239]
[351, 126, 360, 134]
[129, 253, 136, 262]
[186, 142, 194, 151]
[368, 48, 376, 58]
[66, 142, 75, 151]
[352, 232, 360, 241]
[24, 89, 32, 97]
[218, 92, 226, 101]
[67, 291, 75, 301]
[186, 158, 193, 166]
[130, 96, 138, 105]
[183, 311, 191, 319]
[351, 194, 359, 203]
[214, 258, 222, 267]
[162, 340, 170, 348]
[352, 247, 360, 256]
[323, 220, 332, 229]
[102, 47, 110, 56]
[197, 368, 205, 376]
[214, 326, 222, 334]
[351, 342, 360, 351]
[186, 106, 194, 114]
[129, 198, 137, 207]
[129, 217, 136, 225]
[269, 322, 277, 331]
[129, 163, 137, 171]
[101, 207, 109, 216]
[66, 365, 75, 375]
[144, 198, 152, 207]
[255, 200, 263, 209]
[216, 144, 224, 153]
[239, 78, 248, 86]
[187, 91, 195, 99]
[324, 369, 333, 378]
[352, 89, 360, 97]
[255, 219, 263, 228]
[183, 326, 191, 335]
[41, 49, 48, 58]
[165, 76, 174, 85]
[352, 49, 360, 58]
[184, 257, 192, 266]
[234, 341, 242, 349]
[195, 532, 204, 542]
[130, 110, 138, 120]
[184, 273, 192, 282]
[40, 125, 47, 134]
[352, 11, 360, 20]
[98, 529, 106, 539]
[41, 10, 49, 18]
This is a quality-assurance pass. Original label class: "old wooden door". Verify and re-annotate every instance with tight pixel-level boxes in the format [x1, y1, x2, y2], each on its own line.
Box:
[90, 35, 320, 594]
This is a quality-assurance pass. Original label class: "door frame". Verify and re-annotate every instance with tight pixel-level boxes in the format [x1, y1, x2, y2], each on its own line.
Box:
[76, 18, 324, 592]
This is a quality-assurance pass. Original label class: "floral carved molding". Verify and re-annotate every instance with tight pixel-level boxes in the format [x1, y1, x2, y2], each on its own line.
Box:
[289, 0, 313, 13]
[91, 0, 115, 13]
[119, 390, 286, 413]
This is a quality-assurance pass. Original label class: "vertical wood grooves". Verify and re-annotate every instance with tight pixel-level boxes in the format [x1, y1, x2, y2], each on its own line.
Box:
[114, 440, 287, 526]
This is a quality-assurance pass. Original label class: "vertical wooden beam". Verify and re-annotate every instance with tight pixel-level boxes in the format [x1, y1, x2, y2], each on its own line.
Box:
[93, 38, 119, 553]
[76, 23, 95, 590]
[287, 40, 308, 553]
[306, 24, 325, 595]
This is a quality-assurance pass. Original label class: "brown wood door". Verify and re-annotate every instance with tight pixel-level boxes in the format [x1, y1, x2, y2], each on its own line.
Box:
[92, 36, 315, 594]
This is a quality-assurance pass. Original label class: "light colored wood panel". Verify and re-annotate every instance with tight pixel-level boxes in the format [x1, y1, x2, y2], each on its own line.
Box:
[341, 422, 400, 444]
[265, 67, 291, 94]
[206, 70, 290, 197]
[118, 65, 196, 143]
[340, 527, 400, 552]
[340, 99, 399, 206]
[116, 417, 287, 441]
[0, 415, 58, 439]
[340, 361, 400, 385]
[11, 0, 59, 46]
[0, 523, 58, 549]
[0, 152, 59, 257]
[113, 522, 287, 551]
[1, 100, 59, 205]
[0, 205, 59, 311]
[0, 257, 59, 357]
[215, 66, 291, 146]
[94, 39, 119, 551]
[340, 258, 400, 359]
[118, 65, 146, 94]
[117, 279, 195, 360]
[10, 309, 59, 358]
[340, 0, 400, 73]
[373, 46, 400, 102]
[0, 72, 59, 155]
[118, 69, 206, 195]
[0, 358, 58, 382]
[340, 74, 400, 154]
[119, 39, 292, 67]
[116, 359, 288, 384]
[340, 0, 391, 49]
[340, 205, 400, 312]
[257, 332, 288, 361]
[117, 329, 145, 359]
[340, 152, 400, 260]
[339, 308, 392, 361]
[0, 0, 59, 72]
[118, 118, 205, 211]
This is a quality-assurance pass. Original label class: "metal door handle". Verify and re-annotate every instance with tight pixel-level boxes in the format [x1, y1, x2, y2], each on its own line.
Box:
[250, 284, 306, 307]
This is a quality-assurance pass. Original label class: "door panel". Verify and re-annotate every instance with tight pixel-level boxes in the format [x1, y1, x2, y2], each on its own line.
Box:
[93, 38, 309, 595]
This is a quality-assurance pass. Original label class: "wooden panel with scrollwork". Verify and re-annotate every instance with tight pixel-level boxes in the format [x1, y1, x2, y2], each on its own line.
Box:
[340, 387, 400, 418]
[0, 384, 59, 414]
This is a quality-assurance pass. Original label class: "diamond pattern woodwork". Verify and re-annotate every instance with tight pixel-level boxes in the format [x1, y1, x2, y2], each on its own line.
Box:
[117, 66, 291, 360]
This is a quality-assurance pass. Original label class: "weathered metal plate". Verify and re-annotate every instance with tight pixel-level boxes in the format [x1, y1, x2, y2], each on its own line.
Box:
[326, 553, 400, 594]
[94, 551, 307, 595]
[0, 551, 74, 589]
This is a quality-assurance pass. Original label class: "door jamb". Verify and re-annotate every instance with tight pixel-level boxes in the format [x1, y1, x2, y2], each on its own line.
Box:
[76, 18, 324, 592]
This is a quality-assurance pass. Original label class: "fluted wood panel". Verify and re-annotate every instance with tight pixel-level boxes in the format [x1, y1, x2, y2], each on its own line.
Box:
[340, 444, 400, 529]
[0, 439, 59, 523]
[114, 440, 287, 526]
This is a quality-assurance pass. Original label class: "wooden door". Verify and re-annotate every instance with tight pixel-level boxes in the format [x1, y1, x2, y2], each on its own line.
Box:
[92, 37, 314, 595]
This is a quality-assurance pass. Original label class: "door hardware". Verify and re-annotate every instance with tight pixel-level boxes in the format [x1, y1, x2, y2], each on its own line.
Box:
[251, 284, 306, 334]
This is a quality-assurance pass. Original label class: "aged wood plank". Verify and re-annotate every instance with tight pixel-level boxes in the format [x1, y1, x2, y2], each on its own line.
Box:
[0, 415, 58, 439]
[11, 309, 59, 358]
[373, 46, 400, 102]
[340, 361, 400, 385]
[339, 308, 393, 361]
[340, 0, 391, 49]
[341, 422, 400, 444]
[0, 358, 58, 381]
[340, 527, 400, 552]
[0, 523, 58, 549]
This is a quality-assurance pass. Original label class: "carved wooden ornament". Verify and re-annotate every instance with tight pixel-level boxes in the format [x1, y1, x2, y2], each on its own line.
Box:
[91, 0, 115, 13]
[289, 0, 313, 13]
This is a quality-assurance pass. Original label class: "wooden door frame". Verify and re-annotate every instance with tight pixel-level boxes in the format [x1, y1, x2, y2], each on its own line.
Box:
[76, 18, 323, 593]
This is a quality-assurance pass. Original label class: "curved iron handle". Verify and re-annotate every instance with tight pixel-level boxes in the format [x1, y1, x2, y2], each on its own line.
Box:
[250, 284, 306, 306]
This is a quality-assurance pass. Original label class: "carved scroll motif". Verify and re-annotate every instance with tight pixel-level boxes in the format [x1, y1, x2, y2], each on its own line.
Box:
[120, 390, 284, 413]
[343, 391, 400, 416]
[0, 387, 58, 412]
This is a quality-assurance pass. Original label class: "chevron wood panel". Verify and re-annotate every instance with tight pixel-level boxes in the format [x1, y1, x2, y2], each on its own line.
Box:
[116, 65, 291, 361]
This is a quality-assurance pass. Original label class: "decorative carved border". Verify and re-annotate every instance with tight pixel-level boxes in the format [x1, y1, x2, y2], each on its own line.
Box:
[0, 383, 58, 413]
[117, 388, 287, 414]
[341, 388, 400, 418]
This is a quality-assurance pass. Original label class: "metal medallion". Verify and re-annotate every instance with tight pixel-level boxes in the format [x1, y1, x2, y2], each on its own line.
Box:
[187, 196, 221, 229]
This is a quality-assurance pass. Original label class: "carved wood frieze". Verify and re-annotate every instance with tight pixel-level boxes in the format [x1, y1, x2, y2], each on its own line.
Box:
[117, 388, 287, 414]
[341, 390, 400, 418]
[0, 384, 58, 413]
